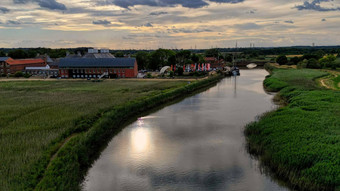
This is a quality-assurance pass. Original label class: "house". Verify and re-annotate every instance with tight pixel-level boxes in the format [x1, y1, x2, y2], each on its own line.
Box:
[0, 57, 46, 75]
[204, 57, 225, 69]
[59, 58, 138, 78]
[25, 65, 59, 77]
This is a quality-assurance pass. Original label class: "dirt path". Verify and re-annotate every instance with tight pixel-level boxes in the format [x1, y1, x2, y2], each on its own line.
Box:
[318, 70, 340, 90]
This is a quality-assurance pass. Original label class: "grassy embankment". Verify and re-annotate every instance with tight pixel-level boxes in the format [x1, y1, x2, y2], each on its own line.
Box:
[245, 65, 339, 191]
[0, 76, 222, 191]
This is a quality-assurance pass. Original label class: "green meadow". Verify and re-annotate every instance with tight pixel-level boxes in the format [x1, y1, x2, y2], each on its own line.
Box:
[0, 79, 192, 190]
[245, 67, 340, 191]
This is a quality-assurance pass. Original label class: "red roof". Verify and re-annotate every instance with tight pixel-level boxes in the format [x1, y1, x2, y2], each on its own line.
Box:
[6, 59, 45, 65]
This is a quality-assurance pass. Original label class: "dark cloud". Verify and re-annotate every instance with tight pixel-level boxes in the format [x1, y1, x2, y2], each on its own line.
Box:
[97, 0, 244, 9]
[168, 28, 213, 33]
[149, 11, 168, 16]
[0, 7, 10, 14]
[284, 20, 294, 24]
[295, 0, 340, 11]
[13, 0, 67, 10]
[142, 22, 153, 27]
[7, 20, 21, 25]
[209, 0, 244, 3]
[93, 20, 111, 26]
[234, 23, 262, 30]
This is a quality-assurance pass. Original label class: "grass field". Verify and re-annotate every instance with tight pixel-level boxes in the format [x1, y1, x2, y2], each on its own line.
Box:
[0, 79, 194, 190]
[245, 67, 340, 190]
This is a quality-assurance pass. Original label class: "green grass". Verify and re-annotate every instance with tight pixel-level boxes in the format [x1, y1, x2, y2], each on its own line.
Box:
[245, 67, 340, 191]
[333, 75, 340, 89]
[0, 79, 194, 190]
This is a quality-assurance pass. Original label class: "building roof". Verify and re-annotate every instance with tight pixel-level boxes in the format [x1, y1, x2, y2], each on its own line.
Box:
[26, 65, 51, 70]
[6, 58, 45, 65]
[59, 58, 136, 68]
[83, 53, 115, 58]
[0, 57, 10, 62]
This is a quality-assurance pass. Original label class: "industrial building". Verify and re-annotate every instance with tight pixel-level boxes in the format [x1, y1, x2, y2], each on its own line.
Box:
[59, 58, 138, 78]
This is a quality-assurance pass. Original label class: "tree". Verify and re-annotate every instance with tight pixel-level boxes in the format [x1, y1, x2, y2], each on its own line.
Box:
[114, 51, 125, 57]
[290, 56, 301, 65]
[319, 54, 336, 68]
[276, 55, 288, 65]
[175, 50, 191, 66]
[27, 49, 37, 58]
[306, 58, 321, 69]
[8, 49, 28, 59]
[191, 53, 199, 63]
[136, 51, 149, 70]
[205, 48, 219, 57]
[0, 50, 6, 57]
[148, 49, 175, 70]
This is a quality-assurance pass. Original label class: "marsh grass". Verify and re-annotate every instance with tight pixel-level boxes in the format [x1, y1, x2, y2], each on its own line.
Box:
[0, 79, 193, 191]
[245, 67, 340, 191]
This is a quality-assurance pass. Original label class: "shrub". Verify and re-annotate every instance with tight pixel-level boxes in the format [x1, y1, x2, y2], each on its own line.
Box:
[176, 67, 184, 76]
[146, 73, 152, 78]
[306, 58, 321, 69]
[14, 71, 24, 77]
[169, 71, 174, 78]
[23, 73, 31, 78]
[276, 55, 288, 65]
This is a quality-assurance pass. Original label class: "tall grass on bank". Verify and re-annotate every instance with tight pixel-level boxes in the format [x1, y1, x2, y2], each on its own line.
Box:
[245, 67, 339, 191]
[31, 75, 223, 191]
[0, 79, 194, 191]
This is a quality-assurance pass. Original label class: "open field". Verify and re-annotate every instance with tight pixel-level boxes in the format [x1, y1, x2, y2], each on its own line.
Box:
[245, 67, 340, 190]
[0, 79, 195, 190]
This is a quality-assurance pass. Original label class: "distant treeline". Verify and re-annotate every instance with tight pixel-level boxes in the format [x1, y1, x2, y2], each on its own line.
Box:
[1, 46, 340, 58]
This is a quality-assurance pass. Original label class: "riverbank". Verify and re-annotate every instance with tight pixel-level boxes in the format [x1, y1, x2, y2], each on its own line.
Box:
[245, 65, 340, 190]
[0, 75, 222, 191]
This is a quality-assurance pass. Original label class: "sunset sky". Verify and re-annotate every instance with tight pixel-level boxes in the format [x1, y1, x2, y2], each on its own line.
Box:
[0, 0, 339, 49]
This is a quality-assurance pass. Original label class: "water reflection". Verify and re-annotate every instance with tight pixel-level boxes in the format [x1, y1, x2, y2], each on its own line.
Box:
[130, 119, 151, 154]
[82, 69, 289, 191]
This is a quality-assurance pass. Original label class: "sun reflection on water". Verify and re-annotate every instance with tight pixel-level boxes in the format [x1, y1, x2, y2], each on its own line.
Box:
[130, 118, 153, 155]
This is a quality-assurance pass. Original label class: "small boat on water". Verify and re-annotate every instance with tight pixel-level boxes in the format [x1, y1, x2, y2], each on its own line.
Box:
[246, 63, 257, 69]
[231, 67, 240, 76]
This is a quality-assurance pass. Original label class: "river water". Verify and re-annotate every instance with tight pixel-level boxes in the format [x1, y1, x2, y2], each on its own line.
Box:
[82, 69, 289, 191]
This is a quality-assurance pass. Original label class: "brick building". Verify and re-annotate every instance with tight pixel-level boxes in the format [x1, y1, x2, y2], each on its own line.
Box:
[204, 57, 225, 69]
[0, 57, 46, 75]
[59, 58, 138, 78]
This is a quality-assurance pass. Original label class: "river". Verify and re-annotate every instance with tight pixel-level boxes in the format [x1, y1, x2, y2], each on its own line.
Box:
[82, 69, 289, 191]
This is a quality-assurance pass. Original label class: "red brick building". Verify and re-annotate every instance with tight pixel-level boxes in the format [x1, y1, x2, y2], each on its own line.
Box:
[0, 57, 46, 75]
[205, 57, 225, 69]
[59, 58, 138, 78]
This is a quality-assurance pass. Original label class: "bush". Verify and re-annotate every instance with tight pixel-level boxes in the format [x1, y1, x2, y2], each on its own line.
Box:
[23, 73, 31, 78]
[169, 71, 174, 78]
[14, 71, 24, 77]
[276, 55, 288, 65]
[146, 73, 152, 78]
[176, 67, 184, 76]
[1, 73, 6, 77]
[306, 58, 321, 69]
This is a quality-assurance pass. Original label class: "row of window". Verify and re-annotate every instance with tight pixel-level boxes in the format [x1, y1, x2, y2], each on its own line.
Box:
[0, 69, 10, 73]
[61, 69, 127, 74]
[0, 64, 10, 68]
[61, 74, 125, 78]
[26, 71, 58, 75]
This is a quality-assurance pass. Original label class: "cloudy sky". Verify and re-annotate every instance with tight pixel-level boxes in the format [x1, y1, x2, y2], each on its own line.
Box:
[0, 0, 339, 49]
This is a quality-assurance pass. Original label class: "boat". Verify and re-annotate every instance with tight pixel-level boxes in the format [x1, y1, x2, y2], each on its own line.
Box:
[231, 67, 240, 76]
